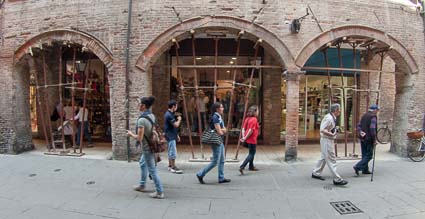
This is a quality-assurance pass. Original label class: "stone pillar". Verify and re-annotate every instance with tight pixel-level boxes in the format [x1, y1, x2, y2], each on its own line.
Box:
[284, 70, 303, 161]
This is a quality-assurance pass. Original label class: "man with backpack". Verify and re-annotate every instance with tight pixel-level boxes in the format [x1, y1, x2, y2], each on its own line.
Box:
[164, 100, 183, 174]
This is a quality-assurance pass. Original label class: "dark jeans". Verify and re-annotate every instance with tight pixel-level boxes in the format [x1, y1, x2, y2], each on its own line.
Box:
[240, 143, 256, 170]
[354, 140, 373, 171]
[76, 121, 92, 145]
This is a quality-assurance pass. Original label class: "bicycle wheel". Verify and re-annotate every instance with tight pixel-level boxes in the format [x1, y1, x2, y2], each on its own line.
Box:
[377, 128, 391, 144]
[408, 139, 425, 162]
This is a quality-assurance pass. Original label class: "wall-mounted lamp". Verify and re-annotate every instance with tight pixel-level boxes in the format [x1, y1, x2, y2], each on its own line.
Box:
[290, 8, 310, 34]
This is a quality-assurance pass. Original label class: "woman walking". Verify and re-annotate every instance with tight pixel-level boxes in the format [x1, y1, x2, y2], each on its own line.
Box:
[127, 96, 164, 199]
[239, 105, 260, 175]
[196, 102, 231, 184]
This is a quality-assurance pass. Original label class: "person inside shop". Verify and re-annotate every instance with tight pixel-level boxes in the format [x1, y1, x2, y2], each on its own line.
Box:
[353, 104, 379, 176]
[196, 102, 231, 184]
[198, 90, 208, 131]
[127, 96, 164, 199]
[74, 101, 93, 148]
[164, 100, 183, 174]
[311, 103, 348, 186]
[239, 105, 260, 175]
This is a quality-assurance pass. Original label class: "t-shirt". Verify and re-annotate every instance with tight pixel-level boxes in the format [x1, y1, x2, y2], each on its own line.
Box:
[164, 110, 178, 141]
[137, 113, 155, 152]
[243, 117, 259, 144]
[210, 112, 224, 134]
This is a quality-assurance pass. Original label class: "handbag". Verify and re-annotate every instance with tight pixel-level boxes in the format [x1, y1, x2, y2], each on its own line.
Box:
[201, 128, 223, 145]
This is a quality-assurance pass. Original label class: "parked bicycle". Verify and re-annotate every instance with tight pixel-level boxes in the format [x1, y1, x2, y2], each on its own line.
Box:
[377, 120, 391, 144]
[406, 130, 425, 162]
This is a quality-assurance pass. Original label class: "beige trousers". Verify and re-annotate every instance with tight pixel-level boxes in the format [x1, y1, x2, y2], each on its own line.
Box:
[312, 138, 343, 181]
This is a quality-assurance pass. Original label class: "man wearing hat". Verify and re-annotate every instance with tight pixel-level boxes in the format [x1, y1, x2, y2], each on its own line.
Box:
[354, 104, 380, 176]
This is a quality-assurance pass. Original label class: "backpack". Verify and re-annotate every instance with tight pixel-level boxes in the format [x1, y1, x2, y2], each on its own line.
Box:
[140, 115, 167, 153]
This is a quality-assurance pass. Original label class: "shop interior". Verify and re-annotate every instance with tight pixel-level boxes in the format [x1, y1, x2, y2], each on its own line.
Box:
[29, 44, 112, 152]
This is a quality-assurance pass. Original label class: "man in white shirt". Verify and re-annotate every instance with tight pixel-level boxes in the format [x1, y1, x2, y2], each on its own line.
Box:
[74, 101, 93, 148]
[311, 103, 348, 186]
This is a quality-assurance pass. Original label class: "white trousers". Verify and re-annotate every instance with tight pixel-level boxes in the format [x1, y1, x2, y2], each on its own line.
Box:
[312, 138, 343, 181]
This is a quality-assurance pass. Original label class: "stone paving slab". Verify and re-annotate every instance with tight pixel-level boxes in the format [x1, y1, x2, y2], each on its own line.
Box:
[1, 146, 425, 219]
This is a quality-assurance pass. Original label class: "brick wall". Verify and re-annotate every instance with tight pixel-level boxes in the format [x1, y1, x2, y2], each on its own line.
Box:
[1, 0, 424, 159]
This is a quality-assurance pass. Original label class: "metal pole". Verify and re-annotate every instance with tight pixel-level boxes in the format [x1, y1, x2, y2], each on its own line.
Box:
[352, 43, 358, 156]
[191, 32, 205, 159]
[31, 57, 50, 151]
[58, 46, 66, 149]
[322, 49, 333, 111]
[235, 40, 260, 160]
[42, 52, 56, 151]
[124, 0, 133, 162]
[71, 48, 77, 152]
[213, 38, 218, 104]
[79, 58, 92, 154]
[376, 52, 385, 105]
[337, 44, 348, 157]
[225, 35, 241, 151]
[174, 39, 195, 159]
[371, 142, 377, 182]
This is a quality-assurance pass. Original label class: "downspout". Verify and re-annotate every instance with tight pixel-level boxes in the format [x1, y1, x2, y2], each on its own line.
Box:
[125, 0, 133, 162]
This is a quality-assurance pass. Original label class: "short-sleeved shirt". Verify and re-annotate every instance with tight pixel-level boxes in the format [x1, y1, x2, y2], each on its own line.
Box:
[320, 113, 336, 140]
[137, 113, 155, 152]
[210, 112, 224, 139]
[243, 117, 259, 144]
[164, 110, 178, 141]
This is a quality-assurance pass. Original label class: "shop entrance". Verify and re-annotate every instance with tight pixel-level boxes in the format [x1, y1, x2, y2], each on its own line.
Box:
[150, 29, 283, 160]
[26, 42, 112, 156]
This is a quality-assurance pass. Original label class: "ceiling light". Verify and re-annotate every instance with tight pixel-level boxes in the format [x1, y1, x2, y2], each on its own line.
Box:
[229, 61, 234, 64]
[231, 57, 237, 60]
[196, 57, 202, 60]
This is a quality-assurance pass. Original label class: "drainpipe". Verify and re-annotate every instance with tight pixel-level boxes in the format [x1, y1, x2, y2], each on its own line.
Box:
[125, 0, 133, 162]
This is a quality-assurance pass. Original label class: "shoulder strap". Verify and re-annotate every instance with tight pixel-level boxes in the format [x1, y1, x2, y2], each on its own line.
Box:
[140, 115, 155, 144]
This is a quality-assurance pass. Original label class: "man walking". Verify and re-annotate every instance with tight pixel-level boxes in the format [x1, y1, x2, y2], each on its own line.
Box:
[354, 104, 379, 176]
[164, 100, 183, 174]
[312, 103, 348, 186]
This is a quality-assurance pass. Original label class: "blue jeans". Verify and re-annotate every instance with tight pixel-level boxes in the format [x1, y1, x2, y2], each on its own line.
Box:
[197, 143, 225, 181]
[354, 140, 374, 172]
[167, 140, 177, 160]
[240, 143, 256, 170]
[76, 121, 92, 145]
[139, 151, 163, 193]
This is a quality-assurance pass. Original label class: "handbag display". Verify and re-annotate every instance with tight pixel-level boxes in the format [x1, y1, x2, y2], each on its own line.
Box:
[201, 128, 223, 145]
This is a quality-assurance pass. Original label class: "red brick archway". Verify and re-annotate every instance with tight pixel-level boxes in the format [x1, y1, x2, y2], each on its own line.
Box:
[14, 29, 113, 67]
[136, 15, 295, 71]
[295, 25, 419, 74]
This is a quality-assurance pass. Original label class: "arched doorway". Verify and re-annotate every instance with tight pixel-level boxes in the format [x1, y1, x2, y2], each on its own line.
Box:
[136, 16, 293, 160]
[13, 29, 114, 156]
[295, 25, 421, 158]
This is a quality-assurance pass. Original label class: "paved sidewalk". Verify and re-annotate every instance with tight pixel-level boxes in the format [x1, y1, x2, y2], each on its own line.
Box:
[1, 144, 425, 219]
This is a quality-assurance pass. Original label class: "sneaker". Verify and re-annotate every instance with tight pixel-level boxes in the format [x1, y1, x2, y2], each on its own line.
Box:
[333, 179, 348, 186]
[353, 167, 360, 176]
[149, 191, 164, 199]
[239, 168, 244, 175]
[196, 174, 205, 184]
[133, 185, 147, 192]
[311, 174, 325, 181]
[219, 178, 231, 183]
[362, 170, 372, 174]
[171, 166, 183, 174]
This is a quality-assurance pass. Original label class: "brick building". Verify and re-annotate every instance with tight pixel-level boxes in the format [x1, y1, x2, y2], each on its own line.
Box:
[0, 0, 424, 160]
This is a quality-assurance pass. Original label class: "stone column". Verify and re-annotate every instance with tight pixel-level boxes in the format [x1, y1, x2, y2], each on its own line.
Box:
[284, 70, 303, 161]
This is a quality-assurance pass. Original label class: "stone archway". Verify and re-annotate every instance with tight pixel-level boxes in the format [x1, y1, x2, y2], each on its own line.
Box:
[136, 15, 294, 72]
[294, 25, 422, 157]
[15, 29, 113, 68]
[8, 29, 114, 154]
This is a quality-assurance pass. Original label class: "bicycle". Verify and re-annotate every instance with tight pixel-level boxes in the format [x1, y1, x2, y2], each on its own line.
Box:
[406, 130, 425, 162]
[376, 120, 391, 144]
